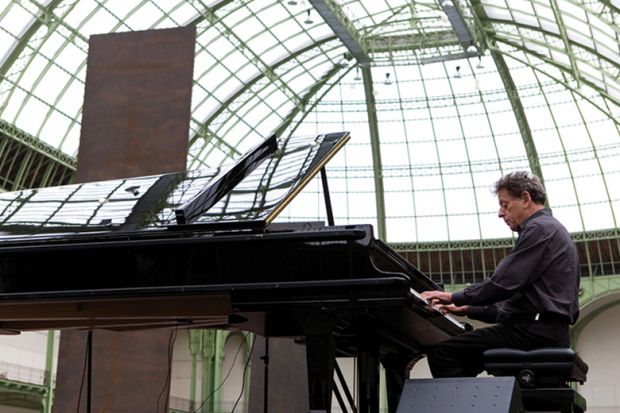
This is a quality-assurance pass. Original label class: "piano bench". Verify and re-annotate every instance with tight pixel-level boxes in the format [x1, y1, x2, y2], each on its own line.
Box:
[483, 348, 588, 387]
[483, 348, 589, 413]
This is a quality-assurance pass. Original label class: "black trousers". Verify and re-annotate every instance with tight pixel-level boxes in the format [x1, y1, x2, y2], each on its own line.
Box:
[427, 320, 570, 378]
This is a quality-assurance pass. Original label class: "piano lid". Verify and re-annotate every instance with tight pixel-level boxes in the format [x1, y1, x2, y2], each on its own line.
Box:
[0, 132, 349, 239]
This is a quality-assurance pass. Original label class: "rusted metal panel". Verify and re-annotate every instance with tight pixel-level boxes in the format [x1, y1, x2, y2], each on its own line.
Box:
[54, 26, 195, 413]
[75, 26, 195, 182]
[54, 329, 175, 413]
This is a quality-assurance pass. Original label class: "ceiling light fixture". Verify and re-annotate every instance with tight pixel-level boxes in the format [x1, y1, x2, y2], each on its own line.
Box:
[304, 9, 314, 25]
[287, 0, 298, 5]
[384, 73, 392, 85]
[354, 67, 361, 81]
[466, 42, 477, 53]
[476, 56, 484, 69]
[454, 66, 461, 78]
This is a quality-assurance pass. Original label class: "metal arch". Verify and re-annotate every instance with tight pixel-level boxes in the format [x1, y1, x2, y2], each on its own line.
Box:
[42, 0, 192, 151]
[442, 59, 484, 241]
[471, 0, 620, 106]
[490, 49, 546, 187]
[14, 2, 87, 137]
[186, 3, 322, 165]
[0, 0, 64, 79]
[600, 0, 620, 14]
[308, 0, 371, 65]
[494, 42, 620, 125]
[0, 119, 74, 168]
[484, 20, 620, 73]
[190, 36, 337, 147]
[527, 66, 588, 243]
[197, 5, 302, 107]
[565, 83, 619, 230]
[50, 0, 188, 151]
[549, 0, 581, 88]
[494, 37, 620, 108]
[388, 69, 421, 245]
[440, 0, 476, 50]
[0, 0, 70, 117]
[413, 61, 452, 249]
[188, 39, 347, 169]
[271, 64, 346, 138]
[1, 0, 93, 153]
[366, 31, 461, 53]
[361, 66, 386, 240]
[285, 67, 353, 138]
[469, 0, 545, 188]
[186, 0, 235, 26]
[0, 119, 75, 190]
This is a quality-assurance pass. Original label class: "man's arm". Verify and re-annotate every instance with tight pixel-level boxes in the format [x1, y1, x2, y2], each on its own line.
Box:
[452, 222, 551, 307]
[432, 302, 500, 324]
[464, 304, 500, 324]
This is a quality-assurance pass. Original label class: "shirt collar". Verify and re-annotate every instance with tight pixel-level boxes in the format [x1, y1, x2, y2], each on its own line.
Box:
[517, 207, 550, 233]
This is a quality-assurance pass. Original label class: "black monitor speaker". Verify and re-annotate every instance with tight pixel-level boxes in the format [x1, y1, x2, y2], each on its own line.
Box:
[396, 377, 524, 413]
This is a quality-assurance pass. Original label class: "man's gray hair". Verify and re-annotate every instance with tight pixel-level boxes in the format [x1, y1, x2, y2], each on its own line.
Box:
[493, 171, 546, 205]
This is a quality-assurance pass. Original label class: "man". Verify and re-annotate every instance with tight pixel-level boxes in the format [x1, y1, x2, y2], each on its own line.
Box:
[420, 171, 580, 378]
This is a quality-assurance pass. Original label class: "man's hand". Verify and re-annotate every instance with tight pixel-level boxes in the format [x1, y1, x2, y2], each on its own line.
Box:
[435, 303, 469, 316]
[420, 290, 453, 307]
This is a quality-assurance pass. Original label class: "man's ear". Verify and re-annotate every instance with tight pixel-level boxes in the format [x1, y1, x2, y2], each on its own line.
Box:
[521, 191, 532, 206]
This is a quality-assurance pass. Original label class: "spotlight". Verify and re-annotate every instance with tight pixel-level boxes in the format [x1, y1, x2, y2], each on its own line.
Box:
[304, 9, 314, 25]
[125, 186, 140, 196]
[384, 72, 392, 85]
[354, 67, 361, 81]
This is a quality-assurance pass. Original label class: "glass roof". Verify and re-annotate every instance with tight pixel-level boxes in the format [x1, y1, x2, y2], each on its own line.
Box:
[0, 0, 619, 243]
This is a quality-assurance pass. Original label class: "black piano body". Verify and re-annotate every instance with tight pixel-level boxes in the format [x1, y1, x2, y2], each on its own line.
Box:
[0, 132, 465, 412]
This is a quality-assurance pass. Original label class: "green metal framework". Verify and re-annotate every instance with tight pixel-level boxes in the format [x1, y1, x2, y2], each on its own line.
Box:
[0, 360, 51, 412]
[391, 227, 620, 287]
[1, 3, 620, 408]
[0, 119, 75, 190]
[0, 0, 619, 242]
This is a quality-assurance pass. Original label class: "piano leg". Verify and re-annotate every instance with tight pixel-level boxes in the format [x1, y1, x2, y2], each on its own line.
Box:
[358, 339, 380, 413]
[306, 334, 336, 411]
[382, 354, 414, 413]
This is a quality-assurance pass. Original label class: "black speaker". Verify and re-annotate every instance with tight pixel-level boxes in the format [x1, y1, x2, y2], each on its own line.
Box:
[396, 377, 524, 413]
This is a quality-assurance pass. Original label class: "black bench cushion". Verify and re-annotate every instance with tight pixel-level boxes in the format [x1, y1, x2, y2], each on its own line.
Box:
[483, 348, 588, 384]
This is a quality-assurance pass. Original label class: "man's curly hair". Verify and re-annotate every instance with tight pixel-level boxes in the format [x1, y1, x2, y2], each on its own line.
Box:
[493, 171, 546, 205]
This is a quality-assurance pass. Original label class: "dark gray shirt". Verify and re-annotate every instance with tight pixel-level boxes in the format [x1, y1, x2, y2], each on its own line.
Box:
[452, 208, 580, 324]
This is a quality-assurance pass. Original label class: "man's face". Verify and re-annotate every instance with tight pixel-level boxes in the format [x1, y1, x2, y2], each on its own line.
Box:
[497, 188, 528, 231]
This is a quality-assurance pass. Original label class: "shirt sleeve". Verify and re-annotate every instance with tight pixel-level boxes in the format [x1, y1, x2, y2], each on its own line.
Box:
[465, 304, 500, 324]
[452, 221, 552, 307]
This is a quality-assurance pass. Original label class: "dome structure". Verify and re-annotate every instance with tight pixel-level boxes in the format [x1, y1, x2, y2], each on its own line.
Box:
[3, 3, 620, 413]
[0, 0, 619, 244]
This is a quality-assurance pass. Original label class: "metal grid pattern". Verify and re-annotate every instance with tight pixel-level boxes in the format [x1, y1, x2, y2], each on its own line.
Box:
[0, 0, 618, 245]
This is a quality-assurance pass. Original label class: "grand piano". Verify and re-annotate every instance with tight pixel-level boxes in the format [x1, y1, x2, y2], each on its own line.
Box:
[0, 132, 465, 413]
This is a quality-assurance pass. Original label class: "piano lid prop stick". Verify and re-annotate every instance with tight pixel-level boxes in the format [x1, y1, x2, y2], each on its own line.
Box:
[320, 167, 335, 226]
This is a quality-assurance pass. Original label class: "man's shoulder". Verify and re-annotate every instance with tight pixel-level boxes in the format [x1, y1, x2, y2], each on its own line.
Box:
[521, 210, 567, 236]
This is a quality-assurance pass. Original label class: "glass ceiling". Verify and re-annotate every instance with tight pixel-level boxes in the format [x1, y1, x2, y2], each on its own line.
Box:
[0, 0, 619, 243]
